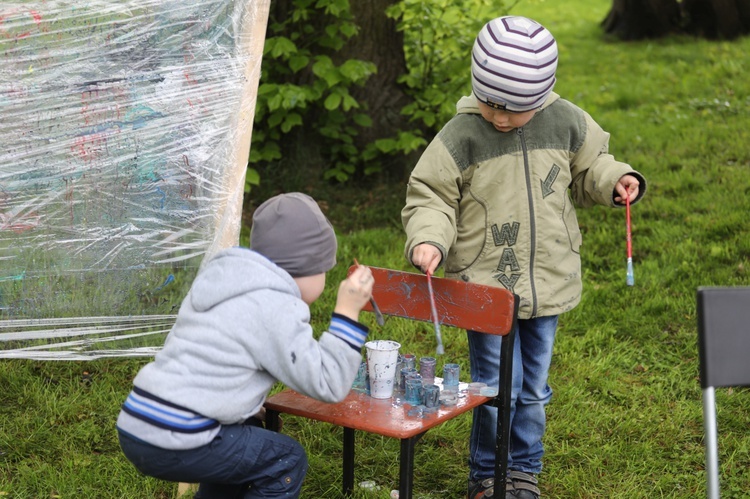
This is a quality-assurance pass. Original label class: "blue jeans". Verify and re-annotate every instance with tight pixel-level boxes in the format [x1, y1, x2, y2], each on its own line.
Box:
[468, 315, 558, 480]
[118, 419, 308, 498]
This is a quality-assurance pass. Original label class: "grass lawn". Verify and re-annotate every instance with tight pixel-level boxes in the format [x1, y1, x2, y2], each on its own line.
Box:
[2, 0, 750, 497]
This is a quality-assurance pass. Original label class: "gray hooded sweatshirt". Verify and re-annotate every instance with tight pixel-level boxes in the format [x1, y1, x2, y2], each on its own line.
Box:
[117, 247, 367, 449]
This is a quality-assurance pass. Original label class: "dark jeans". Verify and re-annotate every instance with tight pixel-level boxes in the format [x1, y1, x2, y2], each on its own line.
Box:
[118, 419, 307, 498]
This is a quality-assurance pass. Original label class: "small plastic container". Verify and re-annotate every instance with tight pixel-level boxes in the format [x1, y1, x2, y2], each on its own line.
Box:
[468, 382, 487, 395]
[401, 353, 417, 370]
[352, 362, 369, 392]
[479, 386, 499, 397]
[405, 376, 424, 405]
[439, 390, 458, 406]
[423, 384, 440, 412]
[443, 363, 460, 392]
[399, 367, 417, 393]
[419, 356, 436, 383]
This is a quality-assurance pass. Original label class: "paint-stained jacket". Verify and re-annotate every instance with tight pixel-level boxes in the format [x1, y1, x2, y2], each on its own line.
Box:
[402, 92, 647, 319]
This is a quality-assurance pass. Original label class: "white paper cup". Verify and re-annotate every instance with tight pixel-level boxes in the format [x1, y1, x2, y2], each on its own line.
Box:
[365, 340, 401, 399]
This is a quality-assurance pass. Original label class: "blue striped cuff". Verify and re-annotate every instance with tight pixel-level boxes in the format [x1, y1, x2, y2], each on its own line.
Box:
[328, 313, 369, 350]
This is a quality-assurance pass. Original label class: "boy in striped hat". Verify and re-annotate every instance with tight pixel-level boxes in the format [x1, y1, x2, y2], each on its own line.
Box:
[117, 192, 375, 498]
[402, 16, 648, 499]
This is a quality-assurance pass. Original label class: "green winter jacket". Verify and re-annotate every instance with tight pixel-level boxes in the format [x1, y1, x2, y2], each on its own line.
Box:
[402, 92, 647, 319]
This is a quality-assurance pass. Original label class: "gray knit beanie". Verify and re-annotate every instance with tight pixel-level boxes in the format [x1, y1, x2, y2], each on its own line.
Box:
[471, 16, 558, 112]
[250, 192, 337, 277]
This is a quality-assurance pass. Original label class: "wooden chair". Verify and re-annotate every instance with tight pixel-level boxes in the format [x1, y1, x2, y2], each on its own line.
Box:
[696, 286, 750, 499]
[265, 266, 519, 498]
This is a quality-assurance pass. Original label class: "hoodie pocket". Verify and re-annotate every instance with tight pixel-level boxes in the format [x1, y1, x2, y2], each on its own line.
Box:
[562, 193, 582, 253]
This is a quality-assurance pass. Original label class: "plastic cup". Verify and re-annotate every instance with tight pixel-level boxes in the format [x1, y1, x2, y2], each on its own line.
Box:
[401, 353, 417, 370]
[443, 363, 460, 393]
[468, 382, 487, 395]
[440, 390, 458, 406]
[365, 340, 401, 399]
[423, 384, 440, 412]
[405, 376, 424, 405]
[399, 367, 417, 393]
[419, 356, 436, 383]
[352, 361, 368, 393]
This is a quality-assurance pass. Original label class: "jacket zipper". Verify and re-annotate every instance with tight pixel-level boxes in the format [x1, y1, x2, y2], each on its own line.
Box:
[518, 128, 538, 317]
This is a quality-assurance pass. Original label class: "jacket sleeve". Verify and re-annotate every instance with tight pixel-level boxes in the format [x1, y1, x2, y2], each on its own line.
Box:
[401, 137, 464, 267]
[569, 111, 647, 208]
[257, 294, 365, 404]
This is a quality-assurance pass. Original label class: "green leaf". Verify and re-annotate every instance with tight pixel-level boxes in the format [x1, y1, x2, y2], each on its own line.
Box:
[281, 113, 303, 133]
[316, 0, 348, 16]
[288, 55, 310, 73]
[311, 56, 334, 77]
[269, 37, 298, 58]
[266, 94, 282, 112]
[341, 94, 359, 112]
[312, 56, 342, 87]
[257, 83, 276, 95]
[244, 168, 261, 194]
[353, 113, 372, 127]
[324, 93, 343, 111]
[325, 24, 339, 38]
[339, 60, 376, 84]
[339, 21, 359, 39]
[248, 142, 280, 164]
[279, 85, 310, 109]
[374, 138, 398, 153]
[267, 110, 284, 128]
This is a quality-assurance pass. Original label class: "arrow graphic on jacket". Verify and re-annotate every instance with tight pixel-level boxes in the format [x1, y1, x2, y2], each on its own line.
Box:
[541, 164, 560, 198]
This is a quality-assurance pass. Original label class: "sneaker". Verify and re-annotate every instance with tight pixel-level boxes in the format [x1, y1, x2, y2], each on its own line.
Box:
[467, 477, 494, 499]
[507, 470, 540, 499]
[467, 477, 515, 499]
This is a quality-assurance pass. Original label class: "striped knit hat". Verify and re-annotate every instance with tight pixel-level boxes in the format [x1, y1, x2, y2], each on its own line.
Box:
[471, 16, 558, 112]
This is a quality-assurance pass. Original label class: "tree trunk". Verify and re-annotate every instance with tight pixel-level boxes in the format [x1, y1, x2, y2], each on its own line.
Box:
[682, 0, 750, 38]
[603, 0, 750, 39]
[264, 0, 420, 181]
[602, 0, 681, 39]
[338, 0, 425, 173]
[340, 0, 418, 143]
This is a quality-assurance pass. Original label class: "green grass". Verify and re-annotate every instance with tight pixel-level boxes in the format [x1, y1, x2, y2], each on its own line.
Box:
[3, 0, 750, 497]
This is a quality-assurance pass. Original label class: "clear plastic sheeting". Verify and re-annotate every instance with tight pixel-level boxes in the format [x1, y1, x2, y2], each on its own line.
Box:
[0, 315, 175, 360]
[0, 0, 269, 359]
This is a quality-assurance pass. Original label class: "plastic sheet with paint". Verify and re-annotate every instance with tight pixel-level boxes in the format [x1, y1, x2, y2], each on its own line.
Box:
[0, 0, 269, 359]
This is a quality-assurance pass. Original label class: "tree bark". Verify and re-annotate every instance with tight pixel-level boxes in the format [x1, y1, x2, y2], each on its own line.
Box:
[602, 0, 681, 39]
[339, 0, 428, 176]
[338, 0, 425, 171]
[263, 0, 420, 180]
[682, 0, 750, 38]
[603, 0, 750, 39]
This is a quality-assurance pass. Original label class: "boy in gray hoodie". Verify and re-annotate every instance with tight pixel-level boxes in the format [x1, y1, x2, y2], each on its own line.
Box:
[117, 192, 374, 498]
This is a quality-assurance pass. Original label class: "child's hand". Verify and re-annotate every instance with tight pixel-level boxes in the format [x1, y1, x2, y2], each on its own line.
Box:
[615, 174, 640, 204]
[412, 243, 442, 275]
[334, 265, 374, 321]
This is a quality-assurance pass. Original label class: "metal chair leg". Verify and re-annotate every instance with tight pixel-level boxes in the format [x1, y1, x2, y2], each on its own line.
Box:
[399, 434, 423, 499]
[494, 326, 516, 499]
[265, 408, 280, 431]
[703, 387, 720, 499]
[343, 428, 355, 496]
